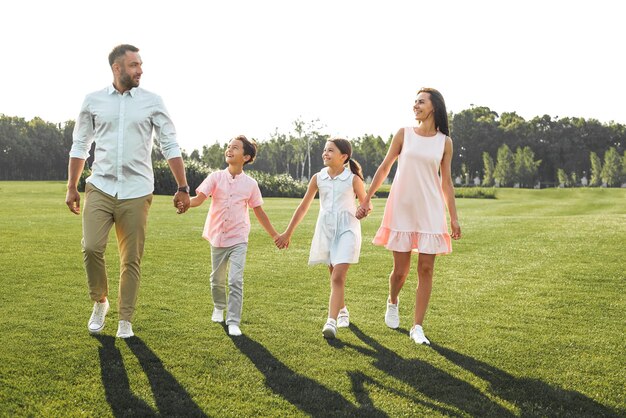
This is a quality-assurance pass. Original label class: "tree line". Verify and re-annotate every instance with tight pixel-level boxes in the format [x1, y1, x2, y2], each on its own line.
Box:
[1, 108, 625, 187]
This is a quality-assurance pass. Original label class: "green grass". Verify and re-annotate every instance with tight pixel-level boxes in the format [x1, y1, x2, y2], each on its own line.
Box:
[0, 182, 624, 417]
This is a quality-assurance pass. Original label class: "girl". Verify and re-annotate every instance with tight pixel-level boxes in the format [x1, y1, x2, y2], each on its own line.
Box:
[356, 87, 462, 345]
[276, 138, 368, 339]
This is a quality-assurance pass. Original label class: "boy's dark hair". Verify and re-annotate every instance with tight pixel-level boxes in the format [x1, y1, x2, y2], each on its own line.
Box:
[235, 135, 257, 165]
[108, 44, 139, 67]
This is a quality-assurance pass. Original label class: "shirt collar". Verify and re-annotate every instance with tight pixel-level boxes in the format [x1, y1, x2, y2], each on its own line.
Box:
[319, 167, 351, 181]
[224, 168, 246, 181]
[106, 84, 138, 97]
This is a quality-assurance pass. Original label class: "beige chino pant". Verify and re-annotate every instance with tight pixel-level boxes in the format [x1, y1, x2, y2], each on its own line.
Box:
[82, 183, 152, 321]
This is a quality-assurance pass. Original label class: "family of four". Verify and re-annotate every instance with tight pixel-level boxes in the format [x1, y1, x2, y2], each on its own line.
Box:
[65, 44, 461, 345]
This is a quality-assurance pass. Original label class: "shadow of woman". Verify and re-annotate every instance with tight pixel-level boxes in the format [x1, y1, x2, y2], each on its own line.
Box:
[344, 324, 515, 417]
[230, 333, 388, 417]
[94, 335, 207, 417]
[430, 343, 623, 417]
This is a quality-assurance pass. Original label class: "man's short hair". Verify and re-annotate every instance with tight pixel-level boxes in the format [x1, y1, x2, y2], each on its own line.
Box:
[108, 44, 139, 66]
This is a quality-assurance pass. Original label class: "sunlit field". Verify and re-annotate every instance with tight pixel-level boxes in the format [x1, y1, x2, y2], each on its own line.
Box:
[0, 182, 624, 417]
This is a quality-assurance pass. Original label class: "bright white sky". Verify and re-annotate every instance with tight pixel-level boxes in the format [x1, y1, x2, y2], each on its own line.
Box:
[1, 0, 624, 152]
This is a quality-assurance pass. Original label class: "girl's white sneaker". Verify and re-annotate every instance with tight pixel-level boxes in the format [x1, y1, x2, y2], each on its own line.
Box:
[337, 307, 350, 328]
[410, 324, 430, 345]
[322, 319, 337, 339]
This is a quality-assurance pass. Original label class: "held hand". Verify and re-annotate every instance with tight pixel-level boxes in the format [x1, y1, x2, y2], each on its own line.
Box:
[450, 220, 461, 240]
[274, 233, 290, 249]
[65, 188, 81, 215]
[174, 191, 191, 214]
[356, 200, 373, 220]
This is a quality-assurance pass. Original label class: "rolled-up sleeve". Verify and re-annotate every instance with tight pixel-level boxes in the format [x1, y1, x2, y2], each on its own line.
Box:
[69, 97, 94, 159]
[152, 96, 182, 160]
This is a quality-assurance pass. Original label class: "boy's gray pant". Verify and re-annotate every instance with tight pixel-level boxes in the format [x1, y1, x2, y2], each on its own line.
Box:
[210, 243, 248, 326]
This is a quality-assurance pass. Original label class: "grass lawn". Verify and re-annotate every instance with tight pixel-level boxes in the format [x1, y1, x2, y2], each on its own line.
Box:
[0, 182, 624, 417]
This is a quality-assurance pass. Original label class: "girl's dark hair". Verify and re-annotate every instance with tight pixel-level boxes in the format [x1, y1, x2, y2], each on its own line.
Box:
[234, 135, 257, 165]
[328, 137, 364, 181]
[418, 87, 450, 136]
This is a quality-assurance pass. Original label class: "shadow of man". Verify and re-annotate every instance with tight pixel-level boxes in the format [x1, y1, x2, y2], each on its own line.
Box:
[430, 343, 623, 417]
[95, 335, 207, 417]
[344, 324, 514, 417]
[230, 333, 388, 417]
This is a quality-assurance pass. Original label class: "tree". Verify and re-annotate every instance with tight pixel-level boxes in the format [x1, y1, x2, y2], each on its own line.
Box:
[600, 147, 622, 187]
[514, 146, 541, 188]
[589, 152, 603, 186]
[494, 144, 515, 187]
[201, 142, 226, 170]
[622, 150, 626, 183]
[292, 117, 323, 180]
[352, 134, 387, 179]
[482, 152, 495, 186]
[557, 168, 569, 187]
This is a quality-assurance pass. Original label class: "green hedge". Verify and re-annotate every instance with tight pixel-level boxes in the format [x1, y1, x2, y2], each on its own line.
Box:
[374, 184, 497, 199]
[152, 161, 307, 197]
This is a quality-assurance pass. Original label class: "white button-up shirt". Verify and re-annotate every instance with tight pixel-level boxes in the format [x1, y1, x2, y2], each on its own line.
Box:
[69, 85, 182, 199]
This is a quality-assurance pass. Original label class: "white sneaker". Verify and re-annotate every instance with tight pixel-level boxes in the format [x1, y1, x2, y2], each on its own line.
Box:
[211, 308, 224, 323]
[322, 319, 337, 339]
[385, 296, 400, 329]
[228, 325, 242, 336]
[337, 307, 350, 328]
[116, 320, 134, 338]
[410, 324, 430, 345]
[88, 299, 109, 334]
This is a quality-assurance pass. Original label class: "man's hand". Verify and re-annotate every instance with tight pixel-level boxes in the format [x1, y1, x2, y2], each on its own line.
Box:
[174, 191, 190, 214]
[66, 187, 81, 215]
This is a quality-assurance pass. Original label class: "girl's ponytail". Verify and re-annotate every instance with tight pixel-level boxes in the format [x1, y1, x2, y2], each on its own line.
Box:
[348, 158, 364, 181]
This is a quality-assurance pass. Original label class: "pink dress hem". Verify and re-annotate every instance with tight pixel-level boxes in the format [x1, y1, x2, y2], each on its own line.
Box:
[373, 226, 452, 255]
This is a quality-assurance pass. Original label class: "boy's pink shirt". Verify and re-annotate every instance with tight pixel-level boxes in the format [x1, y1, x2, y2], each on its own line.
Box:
[196, 169, 263, 247]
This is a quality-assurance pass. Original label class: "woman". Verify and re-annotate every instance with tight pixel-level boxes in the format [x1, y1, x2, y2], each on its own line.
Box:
[356, 87, 461, 345]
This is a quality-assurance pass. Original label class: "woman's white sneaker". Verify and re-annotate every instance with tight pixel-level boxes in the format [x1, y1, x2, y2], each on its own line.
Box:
[322, 319, 337, 339]
[385, 297, 400, 329]
[410, 324, 430, 345]
[88, 299, 109, 334]
[337, 307, 350, 328]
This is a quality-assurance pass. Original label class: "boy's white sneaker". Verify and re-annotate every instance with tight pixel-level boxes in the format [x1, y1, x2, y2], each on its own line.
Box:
[228, 325, 242, 336]
[410, 324, 430, 345]
[337, 307, 350, 328]
[116, 320, 134, 339]
[385, 296, 400, 329]
[322, 319, 337, 339]
[88, 299, 109, 334]
[211, 308, 224, 323]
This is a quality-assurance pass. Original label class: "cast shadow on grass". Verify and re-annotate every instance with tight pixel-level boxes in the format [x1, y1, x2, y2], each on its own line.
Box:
[339, 323, 514, 416]
[94, 335, 207, 417]
[230, 333, 388, 417]
[430, 343, 623, 418]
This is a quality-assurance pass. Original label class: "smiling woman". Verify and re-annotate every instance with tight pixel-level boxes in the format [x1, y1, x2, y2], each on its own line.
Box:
[356, 87, 461, 346]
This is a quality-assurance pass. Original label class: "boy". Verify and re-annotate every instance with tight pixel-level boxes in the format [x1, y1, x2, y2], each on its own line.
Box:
[185, 135, 279, 336]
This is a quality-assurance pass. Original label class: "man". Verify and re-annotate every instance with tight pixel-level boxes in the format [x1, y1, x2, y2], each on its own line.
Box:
[65, 44, 190, 338]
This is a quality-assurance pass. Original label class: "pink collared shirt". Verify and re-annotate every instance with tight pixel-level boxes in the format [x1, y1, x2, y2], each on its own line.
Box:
[196, 169, 264, 247]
